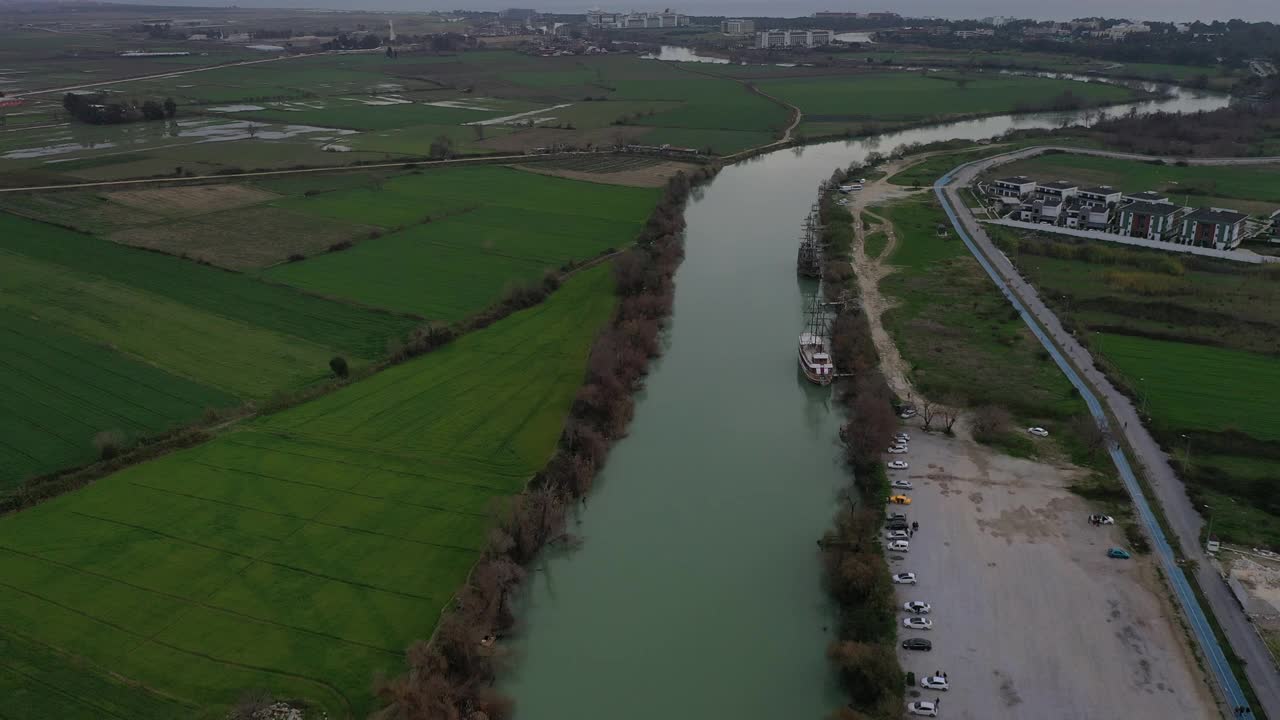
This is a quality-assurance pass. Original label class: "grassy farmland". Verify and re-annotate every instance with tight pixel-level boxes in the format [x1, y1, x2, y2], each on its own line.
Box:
[262, 166, 657, 318]
[999, 230, 1280, 547]
[0, 264, 616, 718]
[755, 72, 1137, 138]
[0, 213, 418, 485]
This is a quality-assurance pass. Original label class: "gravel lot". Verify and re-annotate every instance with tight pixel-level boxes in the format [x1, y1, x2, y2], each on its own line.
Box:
[887, 428, 1219, 719]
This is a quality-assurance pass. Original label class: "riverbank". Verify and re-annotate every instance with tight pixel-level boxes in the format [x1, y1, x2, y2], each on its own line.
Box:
[837, 157, 1221, 718]
[372, 165, 718, 719]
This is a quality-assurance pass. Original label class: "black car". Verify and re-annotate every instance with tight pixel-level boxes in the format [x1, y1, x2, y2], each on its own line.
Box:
[902, 638, 932, 651]
[886, 520, 909, 530]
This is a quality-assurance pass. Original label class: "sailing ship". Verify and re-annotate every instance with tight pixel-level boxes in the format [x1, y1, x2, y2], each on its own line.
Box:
[798, 296, 835, 386]
[796, 203, 822, 278]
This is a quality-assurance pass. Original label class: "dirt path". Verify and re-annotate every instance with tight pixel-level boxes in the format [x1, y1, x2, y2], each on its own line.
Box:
[844, 159, 926, 403]
[16, 52, 325, 98]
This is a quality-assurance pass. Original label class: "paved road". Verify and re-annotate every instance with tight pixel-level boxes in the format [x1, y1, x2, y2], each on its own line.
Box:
[936, 146, 1280, 719]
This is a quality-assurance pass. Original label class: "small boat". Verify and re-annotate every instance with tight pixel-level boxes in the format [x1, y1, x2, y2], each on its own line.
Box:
[798, 300, 835, 385]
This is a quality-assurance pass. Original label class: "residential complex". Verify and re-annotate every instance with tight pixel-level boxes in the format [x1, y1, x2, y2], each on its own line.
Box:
[756, 28, 834, 48]
[987, 174, 1270, 251]
[721, 18, 755, 35]
[586, 10, 689, 28]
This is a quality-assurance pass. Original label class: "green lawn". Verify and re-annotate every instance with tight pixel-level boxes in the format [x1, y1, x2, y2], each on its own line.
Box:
[0, 265, 617, 719]
[760, 72, 1135, 123]
[1095, 334, 1280, 440]
[264, 166, 656, 318]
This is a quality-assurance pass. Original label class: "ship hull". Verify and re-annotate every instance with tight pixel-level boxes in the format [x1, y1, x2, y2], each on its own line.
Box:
[798, 346, 834, 386]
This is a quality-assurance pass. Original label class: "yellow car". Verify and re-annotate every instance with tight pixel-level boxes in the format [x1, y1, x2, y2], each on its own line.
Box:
[890, 495, 912, 505]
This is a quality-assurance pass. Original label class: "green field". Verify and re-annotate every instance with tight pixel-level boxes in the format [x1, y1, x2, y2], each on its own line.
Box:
[0, 314, 235, 489]
[1095, 334, 1280, 440]
[759, 72, 1135, 132]
[0, 212, 419, 486]
[264, 166, 656, 318]
[0, 265, 616, 718]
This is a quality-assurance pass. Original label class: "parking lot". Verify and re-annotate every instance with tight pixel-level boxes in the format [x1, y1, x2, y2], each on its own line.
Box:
[886, 429, 1219, 719]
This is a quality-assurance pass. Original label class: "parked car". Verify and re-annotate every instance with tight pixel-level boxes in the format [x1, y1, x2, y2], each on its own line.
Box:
[886, 530, 910, 541]
[888, 460, 909, 470]
[1027, 426, 1049, 437]
[889, 495, 912, 505]
[892, 572, 917, 584]
[895, 432, 911, 443]
[903, 617, 933, 630]
[887, 512, 908, 522]
[888, 540, 910, 552]
[891, 480, 913, 490]
[1107, 547, 1132, 559]
[903, 601, 932, 614]
[920, 675, 949, 691]
[907, 700, 939, 716]
[901, 638, 932, 652]
[888, 445, 909, 454]
[1089, 514, 1116, 525]
[900, 408, 918, 419]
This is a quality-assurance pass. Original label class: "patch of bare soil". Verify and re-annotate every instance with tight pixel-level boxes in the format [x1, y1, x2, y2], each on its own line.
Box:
[103, 184, 279, 216]
[475, 126, 647, 153]
[513, 160, 697, 188]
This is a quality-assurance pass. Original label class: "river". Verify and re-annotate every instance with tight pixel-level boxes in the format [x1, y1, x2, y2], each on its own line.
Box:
[503, 87, 1230, 720]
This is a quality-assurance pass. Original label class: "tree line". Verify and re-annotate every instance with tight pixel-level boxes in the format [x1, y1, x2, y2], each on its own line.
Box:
[818, 164, 908, 720]
[62, 92, 176, 125]
[370, 165, 719, 720]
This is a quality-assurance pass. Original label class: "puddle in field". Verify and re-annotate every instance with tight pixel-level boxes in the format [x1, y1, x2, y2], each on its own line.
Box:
[246, 44, 286, 52]
[422, 98, 507, 111]
[2, 116, 358, 161]
[206, 104, 267, 112]
[372, 83, 404, 92]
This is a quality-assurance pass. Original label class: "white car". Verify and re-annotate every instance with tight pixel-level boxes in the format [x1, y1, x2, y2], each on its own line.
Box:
[888, 540, 910, 552]
[900, 408, 917, 419]
[1089, 513, 1116, 525]
[888, 460, 909, 470]
[895, 432, 911, 443]
[903, 601, 932, 614]
[907, 701, 938, 717]
[887, 445, 909, 454]
[891, 479, 913, 490]
[903, 616, 933, 630]
[920, 675, 949, 691]
[886, 530, 910, 540]
[892, 572, 917, 584]
[1027, 426, 1049, 437]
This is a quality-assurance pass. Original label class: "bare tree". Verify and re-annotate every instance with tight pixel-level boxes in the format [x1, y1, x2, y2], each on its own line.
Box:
[972, 405, 1011, 437]
[919, 399, 938, 432]
[940, 396, 961, 434]
[1071, 414, 1108, 458]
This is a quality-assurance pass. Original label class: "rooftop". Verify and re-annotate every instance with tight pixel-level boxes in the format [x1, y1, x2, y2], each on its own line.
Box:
[996, 175, 1033, 184]
[1080, 185, 1119, 195]
[1186, 207, 1248, 224]
[1124, 190, 1170, 202]
[1125, 200, 1182, 216]
[1037, 180, 1078, 190]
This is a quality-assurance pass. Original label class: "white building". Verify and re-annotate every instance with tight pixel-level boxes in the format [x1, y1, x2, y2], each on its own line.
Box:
[992, 175, 1036, 198]
[756, 28, 833, 49]
[587, 10, 689, 29]
[954, 28, 994, 39]
[1102, 22, 1151, 40]
[1077, 185, 1123, 209]
[1034, 180, 1078, 202]
[721, 18, 754, 35]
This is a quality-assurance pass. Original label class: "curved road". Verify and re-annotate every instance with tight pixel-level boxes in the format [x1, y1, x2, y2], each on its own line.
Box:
[937, 146, 1280, 719]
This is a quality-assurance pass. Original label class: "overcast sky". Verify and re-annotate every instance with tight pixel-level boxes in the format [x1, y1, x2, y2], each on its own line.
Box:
[104, 0, 1280, 22]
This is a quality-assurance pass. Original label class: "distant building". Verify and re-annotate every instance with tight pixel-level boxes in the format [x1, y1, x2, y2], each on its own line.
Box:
[1034, 180, 1078, 202]
[1123, 190, 1170, 205]
[1180, 208, 1249, 250]
[992, 176, 1036, 198]
[756, 28, 833, 49]
[1077, 185, 1123, 210]
[721, 18, 755, 35]
[814, 11, 899, 20]
[587, 10, 689, 29]
[1101, 22, 1151, 40]
[1118, 200, 1182, 241]
[500, 8, 539, 21]
[954, 28, 994, 39]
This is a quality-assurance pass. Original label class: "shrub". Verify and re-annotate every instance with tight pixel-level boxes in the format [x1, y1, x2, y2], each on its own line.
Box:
[92, 430, 126, 460]
[329, 355, 349, 378]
